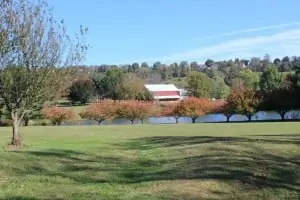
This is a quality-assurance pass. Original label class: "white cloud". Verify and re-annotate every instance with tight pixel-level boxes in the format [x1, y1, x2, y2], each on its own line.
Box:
[117, 24, 300, 65]
[152, 28, 300, 63]
[193, 21, 300, 41]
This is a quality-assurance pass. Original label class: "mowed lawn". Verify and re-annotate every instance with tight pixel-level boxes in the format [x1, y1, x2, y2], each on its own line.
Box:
[0, 123, 299, 200]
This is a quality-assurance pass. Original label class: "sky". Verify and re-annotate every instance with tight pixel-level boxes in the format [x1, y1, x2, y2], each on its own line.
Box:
[49, 0, 300, 65]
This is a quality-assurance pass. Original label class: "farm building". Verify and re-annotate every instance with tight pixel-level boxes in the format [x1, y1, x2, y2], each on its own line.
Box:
[144, 84, 182, 101]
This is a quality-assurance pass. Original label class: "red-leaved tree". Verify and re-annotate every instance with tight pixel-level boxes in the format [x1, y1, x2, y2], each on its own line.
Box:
[225, 86, 260, 121]
[41, 106, 75, 126]
[116, 100, 156, 124]
[209, 100, 231, 122]
[159, 103, 181, 123]
[176, 97, 212, 123]
[79, 100, 116, 125]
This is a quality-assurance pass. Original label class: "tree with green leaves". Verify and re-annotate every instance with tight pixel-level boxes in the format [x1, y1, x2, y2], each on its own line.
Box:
[259, 66, 282, 93]
[0, 0, 88, 146]
[141, 62, 149, 68]
[68, 77, 95, 105]
[259, 73, 298, 120]
[186, 72, 214, 98]
[215, 77, 230, 99]
[115, 73, 153, 101]
[91, 68, 123, 100]
[179, 61, 190, 77]
[237, 69, 259, 89]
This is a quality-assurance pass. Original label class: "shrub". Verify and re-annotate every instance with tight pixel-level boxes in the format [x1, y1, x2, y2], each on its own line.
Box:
[79, 100, 116, 125]
[41, 106, 75, 126]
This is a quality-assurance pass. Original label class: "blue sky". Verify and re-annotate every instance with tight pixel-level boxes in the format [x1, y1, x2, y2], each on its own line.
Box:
[49, 0, 300, 65]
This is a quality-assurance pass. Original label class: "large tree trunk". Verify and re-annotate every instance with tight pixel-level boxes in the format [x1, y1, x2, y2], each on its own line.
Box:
[11, 111, 23, 146]
[175, 117, 179, 124]
[12, 119, 21, 145]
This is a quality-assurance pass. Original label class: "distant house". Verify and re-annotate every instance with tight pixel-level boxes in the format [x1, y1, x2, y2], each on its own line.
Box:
[144, 84, 181, 101]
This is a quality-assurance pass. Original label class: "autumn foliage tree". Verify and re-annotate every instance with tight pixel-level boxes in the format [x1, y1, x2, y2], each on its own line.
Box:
[176, 97, 212, 123]
[116, 100, 156, 124]
[159, 103, 181, 123]
[41, 106, 75, 126]
[225, 86, 260, 121]
[79, 100, 116, 125]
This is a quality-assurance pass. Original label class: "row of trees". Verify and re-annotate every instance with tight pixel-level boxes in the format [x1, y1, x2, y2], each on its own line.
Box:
[41, 98, 217, 125]
[69, 55, 300, 89]
[75, 54, 300, 77]
[66, 63, 300, 107]
[67, 72, 153, 105]
[41, 78, 300, 126]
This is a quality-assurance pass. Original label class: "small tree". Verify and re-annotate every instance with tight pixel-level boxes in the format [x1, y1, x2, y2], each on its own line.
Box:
[225, 86, 260, 121]
[159, 103, 181, 123]
[177, 97, 212, 123]
[116, 100, 155, 124]
[68, 77, 95, 105]
[41, 106, 75, 126]
[210, 100, 233, 122]
[0, 0, 87, 146]
[79, 100, 116, 125]
[218, 102, 234, 122]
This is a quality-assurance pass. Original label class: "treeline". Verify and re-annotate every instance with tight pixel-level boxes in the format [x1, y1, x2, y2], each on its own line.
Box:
[20, 80, 300, 126]
[30, 98, 224, 125]
[65, 54, 300, 105]
[1, 55, 300, 126]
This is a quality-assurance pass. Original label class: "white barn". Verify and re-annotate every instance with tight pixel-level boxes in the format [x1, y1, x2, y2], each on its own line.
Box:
[144, 84, 181, 101]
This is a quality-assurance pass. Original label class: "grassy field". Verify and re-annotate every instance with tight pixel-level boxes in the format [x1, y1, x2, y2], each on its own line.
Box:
[0, 123, 299, 200]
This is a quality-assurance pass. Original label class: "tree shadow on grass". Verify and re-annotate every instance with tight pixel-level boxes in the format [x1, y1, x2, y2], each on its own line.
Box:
[1, 134, 300, 199]
[117, 134, 300, 194]
[121, 134, 300, 150]
[4, 149, 126, 184]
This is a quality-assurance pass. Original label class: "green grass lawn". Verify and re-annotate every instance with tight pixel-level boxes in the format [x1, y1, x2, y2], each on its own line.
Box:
[0, 123, 299, 200]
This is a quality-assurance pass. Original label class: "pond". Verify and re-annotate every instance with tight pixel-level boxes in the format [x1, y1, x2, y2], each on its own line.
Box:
[61, 110, 300, 126]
